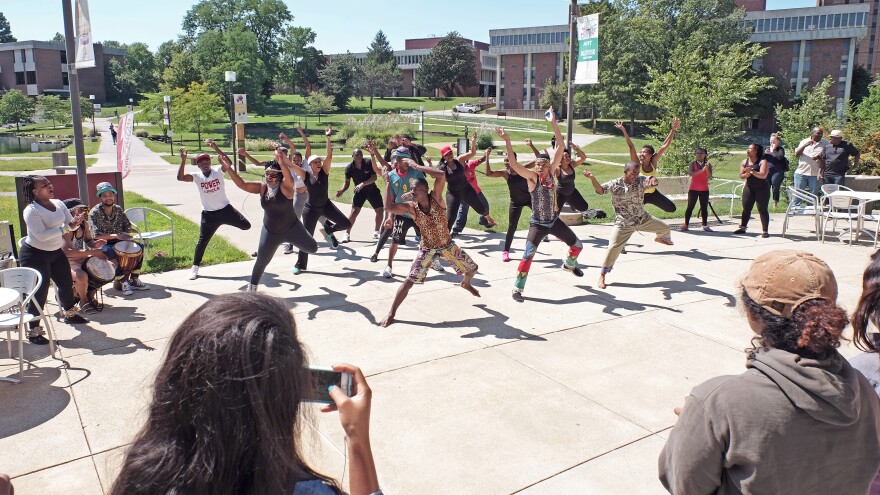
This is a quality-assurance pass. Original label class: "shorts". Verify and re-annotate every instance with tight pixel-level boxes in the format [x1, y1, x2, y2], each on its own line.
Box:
[352, 185, 383, 209]
[407, 243, 477, 284]
[391, 216, 419, 245]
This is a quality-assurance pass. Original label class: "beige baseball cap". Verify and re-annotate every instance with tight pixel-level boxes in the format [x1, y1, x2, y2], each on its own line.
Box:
[741, 250, 837, 318]
[829, 130, 844, 138]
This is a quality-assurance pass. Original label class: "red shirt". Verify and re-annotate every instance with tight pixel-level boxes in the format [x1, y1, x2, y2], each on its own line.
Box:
[464, 160, 482, 194]
[689, 161, 710, 192]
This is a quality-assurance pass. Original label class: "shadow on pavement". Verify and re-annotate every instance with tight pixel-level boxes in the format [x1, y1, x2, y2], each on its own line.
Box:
[391, 303, 547, 341]
[524, 285, 684, 317]
[623, 248, 752, 263]
[286, 286, 377, 325]
[0, 367, 71, 439]
[607, 273, 737, 307]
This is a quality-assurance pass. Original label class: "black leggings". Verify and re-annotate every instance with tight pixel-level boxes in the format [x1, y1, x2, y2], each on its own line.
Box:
[296, 202, 352, 269]
[526, 219, 579, 248]
[194, 204, 251, 266]
[684, 190, 709, 226]
[556, 189, 590, 212]
[643, 190, 676, 213]
[505, 203, 532, 252]
[741, 183, 770, 232]
[446, 188, 490, 230]
[19, 243, 75, 329]
[251, 223, 317, 285]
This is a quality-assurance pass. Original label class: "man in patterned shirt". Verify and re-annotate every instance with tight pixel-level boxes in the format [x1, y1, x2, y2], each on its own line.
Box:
[584, 161, 673, 289]
[89, 182, 150, 296]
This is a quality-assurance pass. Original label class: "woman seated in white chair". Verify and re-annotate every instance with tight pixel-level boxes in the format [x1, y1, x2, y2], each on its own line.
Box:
[62, 198, 115, 314]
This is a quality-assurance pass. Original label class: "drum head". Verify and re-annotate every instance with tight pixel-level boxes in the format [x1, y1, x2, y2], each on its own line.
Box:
[113, 240, 142, 255]
[84, 256, 116, 283]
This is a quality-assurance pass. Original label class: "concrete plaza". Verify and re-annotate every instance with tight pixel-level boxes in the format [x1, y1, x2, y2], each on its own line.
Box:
[1, 120, 877, 494]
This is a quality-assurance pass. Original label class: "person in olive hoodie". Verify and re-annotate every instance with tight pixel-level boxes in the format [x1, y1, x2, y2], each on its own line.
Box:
[659, 250, 880, 494]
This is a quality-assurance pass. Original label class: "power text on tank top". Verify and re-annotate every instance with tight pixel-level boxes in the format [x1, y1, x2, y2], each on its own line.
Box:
[507, 173, 531, 205]
[412, 196, 451, 249]
[192, 167, 230, 211]
[530, 175, 559, 227]
[304, 169, 330, 207]
[558, 166, 577, 195]
[440, 159, 470, 192]
[261, 190, 296, 234]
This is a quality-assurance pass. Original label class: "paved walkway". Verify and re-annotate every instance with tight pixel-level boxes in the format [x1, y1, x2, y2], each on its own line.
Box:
[2, 117, 877, 494]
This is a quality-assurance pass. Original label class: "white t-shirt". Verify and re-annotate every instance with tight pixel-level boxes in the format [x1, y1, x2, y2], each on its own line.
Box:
[192, 167, 230, 211]
[23, 199, 73, 251]
[795, 138, 828, 177]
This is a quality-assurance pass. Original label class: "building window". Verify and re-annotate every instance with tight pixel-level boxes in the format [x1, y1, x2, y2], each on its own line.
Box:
[14, 72, 24, 85]
[820, 15, 826, 29]
[62, 72, 69, 86]
[834, 13, 841, 27]
[26, 71, 36, 84]
[60, 50, 67, 64]
[20, 49, 26, 62]
[500, 87, 505, 97]
[785, 17, 792, 30]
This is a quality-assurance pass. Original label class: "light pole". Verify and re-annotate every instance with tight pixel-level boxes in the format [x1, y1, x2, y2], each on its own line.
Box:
[164, 95, 173, 155]
[89, 94, 96, 137]
[128, 97, 134, 124]
[225, 70, 237, 169]
[419, 105, 425, 144]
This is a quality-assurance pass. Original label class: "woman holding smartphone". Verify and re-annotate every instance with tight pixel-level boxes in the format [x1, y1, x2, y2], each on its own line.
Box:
[111, 292, 382, 495]
[735, 143, 771, 238]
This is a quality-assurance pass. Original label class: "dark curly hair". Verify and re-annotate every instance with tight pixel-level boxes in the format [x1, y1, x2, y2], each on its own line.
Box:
[853, 250, 880, 353]
[742, 289, 848, 358]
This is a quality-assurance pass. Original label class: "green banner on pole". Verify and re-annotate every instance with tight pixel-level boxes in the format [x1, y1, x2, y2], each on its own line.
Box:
[574, 14, 599, 84]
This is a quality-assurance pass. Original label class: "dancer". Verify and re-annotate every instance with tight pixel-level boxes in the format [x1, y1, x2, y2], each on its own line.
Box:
[19, 175, 88, 344]
[527, 138, 590, 213]
[485, 151, 534, 262]
[615, 118, 680, 212]
[226, 146, 317, 291]
[180, 144, 251, 280]
[734, 143, 771, 238]
[335, 147, 383, 242]
[379, 170, 480, 327]
[764, 133, 787, 208]
[496, 115, 585, 302]
[681, 148, 713, 232]
[292, 126, 352, 274]
[583, 162, 674, 289]
[451, 147, 497, 236]
[438, 133, 492, 231]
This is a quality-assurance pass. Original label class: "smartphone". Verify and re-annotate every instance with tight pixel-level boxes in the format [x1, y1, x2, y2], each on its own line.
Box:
[305, 366, 353, 404]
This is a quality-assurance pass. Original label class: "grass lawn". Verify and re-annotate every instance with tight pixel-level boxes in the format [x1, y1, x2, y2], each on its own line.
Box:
[0, 176, 14, 192]
[267, 95, 477, 114]
[0, 133, 101, 157]
[0, 157, 97, 172]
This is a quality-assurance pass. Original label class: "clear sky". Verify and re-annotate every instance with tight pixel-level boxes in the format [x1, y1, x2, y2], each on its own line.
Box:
[3, 0, 816, 54]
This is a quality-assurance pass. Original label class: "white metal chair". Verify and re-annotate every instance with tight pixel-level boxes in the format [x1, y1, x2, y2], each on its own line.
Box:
[125, 207, 175, 257]
[782, 187, 821, 239]
[0, 267, 59, 383]
[821, 184, 857, 212]
[821, 191, 862, 244]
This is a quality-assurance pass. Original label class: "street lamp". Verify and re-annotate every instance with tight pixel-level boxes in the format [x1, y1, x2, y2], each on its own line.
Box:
[128, 97, 134, 125]
[89, 94, 96, 137]
[225, 70, 237, 169]
[419, 105, 425, 144]
[164, 95, 173, 155]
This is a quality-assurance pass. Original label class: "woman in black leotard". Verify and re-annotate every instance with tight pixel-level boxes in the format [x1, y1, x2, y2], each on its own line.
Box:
[438, 133, 490, 231]
[485, 151, 535, 262]
[291, 126, 352, 274]
[222, 142, 317, 291]
[556, 142, 590, 212]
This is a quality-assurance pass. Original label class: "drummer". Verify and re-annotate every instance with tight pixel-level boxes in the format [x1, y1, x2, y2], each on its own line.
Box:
[62, 198, 114, 313]
[88, 182, 150, 296]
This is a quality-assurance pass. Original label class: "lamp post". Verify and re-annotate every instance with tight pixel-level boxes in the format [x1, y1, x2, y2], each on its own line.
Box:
[225, 70, 237, 169]
[164, 95, 173, 155]
[419, 105, 424, 145]
[128, 97, 134, 124]
[89, 94, 96, 137]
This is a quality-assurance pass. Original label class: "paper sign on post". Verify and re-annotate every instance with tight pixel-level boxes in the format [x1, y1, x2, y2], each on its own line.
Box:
[234, 94, 248, 123]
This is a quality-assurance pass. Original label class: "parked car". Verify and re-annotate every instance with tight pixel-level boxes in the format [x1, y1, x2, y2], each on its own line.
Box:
[454, 103, 478, 113]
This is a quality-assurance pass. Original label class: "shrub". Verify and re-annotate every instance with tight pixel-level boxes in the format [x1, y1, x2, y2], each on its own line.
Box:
[340, 115, 416, 146]
[476, 132, 494, 150]
[244, 138, 278, 152]
[134, 129, 149, 138]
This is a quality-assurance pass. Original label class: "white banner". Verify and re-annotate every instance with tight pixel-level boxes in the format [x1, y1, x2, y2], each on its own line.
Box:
[74, 0, 96, 69]
[117, 111, 134, 179]
[234, 94, 248, 123]
[574, 14, 599, 85]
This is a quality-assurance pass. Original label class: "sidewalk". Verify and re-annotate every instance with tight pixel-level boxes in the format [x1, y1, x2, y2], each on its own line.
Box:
[2, 118, 876, 494]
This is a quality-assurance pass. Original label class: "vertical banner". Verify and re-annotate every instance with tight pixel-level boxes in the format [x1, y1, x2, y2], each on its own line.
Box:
[74, 0, 96, 69]
[234, 94, 248, 123]
[574, 14, 599, 85]
[117, 111, 134, 179]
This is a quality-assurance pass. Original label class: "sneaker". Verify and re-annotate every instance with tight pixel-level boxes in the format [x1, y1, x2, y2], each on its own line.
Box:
[342, 232, 351, 243]
[282, 243, 294, 255]
[680, 224, 688, 232]
[320, 227, 335, 246]
[383, 266, 393, 278]
[430, 260, 445, 272]
[563, 264, 584, 277]
[512, 290, 524, 302]
[130, 278, 150, 290]
[64, 314, 89, 324]
[702, 225, 713, 232]
[293, 266, 302, 275]
[373, 231, 379, 239]
[79, 301, 97, 314]
[121, 281, 133, 296]
[734, 227, 746, 234]
[370, 252, 379, 263]
[478, 217, 489, 227]
[28, 334, 50, 345]
[189, 265, 199, 280]
[113, 279, 122, 291]
[655, 237, 674, 246]
[502, 251, 511, 262]
[762, 232, 770, 238]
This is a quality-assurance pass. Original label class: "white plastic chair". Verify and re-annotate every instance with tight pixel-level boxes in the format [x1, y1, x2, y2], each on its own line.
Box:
[821, 192, 862, 244]
[782, 187, 821, 239]
[125, 207, 175, 257]
[0, 267, 59, 383]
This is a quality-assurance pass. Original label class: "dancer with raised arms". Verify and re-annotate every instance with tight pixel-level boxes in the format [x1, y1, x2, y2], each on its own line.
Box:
[484, 150, 535, 262]
[615, 118, 680, 212]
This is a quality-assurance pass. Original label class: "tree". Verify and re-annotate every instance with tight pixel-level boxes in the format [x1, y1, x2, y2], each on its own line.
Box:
[37, 95, 70, 129]
[319, 54, 359, 110]
[140, 91, 183, 138]
[0, 12, 16, 43]
[644, 38, 770, 174]
[359, 61, 402, 109]
[366, 30, 396, 67]
[176, 82, 225, 144]
[120, 42, 159, 96]
[850, 64, 872, 105]
[48, 32, 65, 44]
[414, 32, 477, 96]
[539, 78, 567, 113]
[775, 77, 837, 149]
[161, 50, 201, 92]
[0, 89, 35, 132]
[275, 26, 324, 94]
[191, 26, 269, 114]
[303, 91, 337, 123]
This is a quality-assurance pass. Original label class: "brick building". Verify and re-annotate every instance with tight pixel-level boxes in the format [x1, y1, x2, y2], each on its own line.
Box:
[488, 25, 569, 111]
[329, 37, 496, 98]
[818, 0, 880, 75]
[0, 41, 125, 103]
